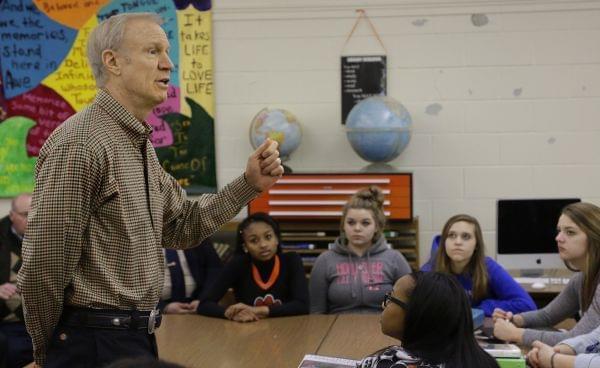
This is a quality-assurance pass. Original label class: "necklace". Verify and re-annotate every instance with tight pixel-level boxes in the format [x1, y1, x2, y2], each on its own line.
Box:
[252, 255, 280, 290]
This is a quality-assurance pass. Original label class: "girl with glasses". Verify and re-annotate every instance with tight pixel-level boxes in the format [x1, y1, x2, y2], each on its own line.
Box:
[422, 214, 535, 317]
[359, 271, 499, 368]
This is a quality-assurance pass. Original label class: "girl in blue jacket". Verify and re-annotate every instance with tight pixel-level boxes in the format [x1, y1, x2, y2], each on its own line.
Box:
[422, 214, 536, 316]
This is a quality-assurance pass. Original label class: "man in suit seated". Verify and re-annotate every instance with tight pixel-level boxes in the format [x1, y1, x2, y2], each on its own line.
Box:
[159, 238, 223, 314]
[0, 194, 32, 367]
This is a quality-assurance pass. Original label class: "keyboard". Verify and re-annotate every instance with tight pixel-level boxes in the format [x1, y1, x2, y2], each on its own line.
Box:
[513, 277, 570, 285]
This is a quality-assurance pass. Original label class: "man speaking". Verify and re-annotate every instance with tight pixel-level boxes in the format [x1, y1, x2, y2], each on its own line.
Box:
[17, 12, 283, 367]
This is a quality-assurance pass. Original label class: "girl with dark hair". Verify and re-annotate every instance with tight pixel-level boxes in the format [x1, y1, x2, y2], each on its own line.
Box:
[309, 186, 411, 314]
[196, 213, 308, 322]
[422, 214, 535, 316]
[494, 202, 600, 347]
[359, 272, 499, 368]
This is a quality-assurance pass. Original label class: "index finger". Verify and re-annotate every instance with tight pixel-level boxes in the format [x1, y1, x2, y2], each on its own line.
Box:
[261, 139, 279, 159]
[252, 138, 276, 159]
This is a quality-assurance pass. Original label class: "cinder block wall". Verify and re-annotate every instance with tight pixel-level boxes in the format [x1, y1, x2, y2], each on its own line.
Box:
[211, 0, 600, 265]
[4, 1, 600, 266]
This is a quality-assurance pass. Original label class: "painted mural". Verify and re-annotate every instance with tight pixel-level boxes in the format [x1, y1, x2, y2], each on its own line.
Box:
[0, 0, 216, 196]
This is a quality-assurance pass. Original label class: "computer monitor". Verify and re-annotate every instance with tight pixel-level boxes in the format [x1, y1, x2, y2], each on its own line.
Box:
[496, 198, 581, 273]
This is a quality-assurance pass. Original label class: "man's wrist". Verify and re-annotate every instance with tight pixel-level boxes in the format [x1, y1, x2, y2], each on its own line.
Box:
[243, 172, 262, 193]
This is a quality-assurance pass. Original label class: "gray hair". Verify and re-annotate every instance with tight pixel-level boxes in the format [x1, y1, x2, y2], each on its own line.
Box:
[87, 12, 164, 87]
[11, 193, 31, 213]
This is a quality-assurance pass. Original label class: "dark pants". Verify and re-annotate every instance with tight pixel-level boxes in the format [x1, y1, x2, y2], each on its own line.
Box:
[46, 323, 158, 368]
[0, 322, 33, 368]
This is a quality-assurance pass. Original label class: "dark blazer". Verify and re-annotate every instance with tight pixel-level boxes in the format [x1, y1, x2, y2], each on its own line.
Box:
[0, 216, 23, 320]
[158, 238, 223, 310]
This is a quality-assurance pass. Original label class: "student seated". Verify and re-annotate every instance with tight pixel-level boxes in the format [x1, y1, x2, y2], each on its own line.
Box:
[422, 214, 536, 317]
[358, 271, 499, 368]
[494, 202, 600, 347]
[309, 186, 411, 314]
[0, 194, 33, 368]
[527, 328, 600, 368]
[196, 213, 308, 321]
[159, 237, 223, 314]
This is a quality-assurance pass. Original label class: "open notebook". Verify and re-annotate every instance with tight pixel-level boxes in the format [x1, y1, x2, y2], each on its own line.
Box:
[479, 342, 522, 358]
[298, 354, 359, 368]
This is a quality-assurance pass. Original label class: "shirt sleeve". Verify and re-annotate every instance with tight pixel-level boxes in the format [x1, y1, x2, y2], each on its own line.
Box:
[391, 251, 412, 279]
[268, 253, 309, 317]
[17, 143, 101, 366]
[158, 167, 259, 249]
[522, 275, 600, 346]
[574, 354, 600, 368]
[196, 256, 243, 318]
[420, 261, 433, 272]
[475, 259, 537, 316]
[561, 324, 600, 355]
[309, 252, 330, 314]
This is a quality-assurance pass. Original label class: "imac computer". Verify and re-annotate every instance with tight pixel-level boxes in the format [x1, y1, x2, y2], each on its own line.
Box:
[496, 198, 581, 275]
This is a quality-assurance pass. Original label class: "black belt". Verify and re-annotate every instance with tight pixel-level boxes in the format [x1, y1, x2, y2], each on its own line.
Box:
[60, 306, 162, 333]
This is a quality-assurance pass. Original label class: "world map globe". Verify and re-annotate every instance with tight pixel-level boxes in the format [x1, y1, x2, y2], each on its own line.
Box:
[345, 96, 412, 163]
[249, 108, 302, 162]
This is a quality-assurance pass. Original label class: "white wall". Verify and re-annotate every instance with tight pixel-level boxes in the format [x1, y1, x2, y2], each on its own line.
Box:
[3, 0, 599, 265]
[211, 0, 600, 265]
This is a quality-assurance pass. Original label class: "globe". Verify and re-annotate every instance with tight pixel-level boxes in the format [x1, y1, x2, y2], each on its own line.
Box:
[345, 96, 412, 164]
[249, 108, 302, 164]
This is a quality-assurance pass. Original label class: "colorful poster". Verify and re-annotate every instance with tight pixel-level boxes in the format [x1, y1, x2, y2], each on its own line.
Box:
[0, 0, 215, 197]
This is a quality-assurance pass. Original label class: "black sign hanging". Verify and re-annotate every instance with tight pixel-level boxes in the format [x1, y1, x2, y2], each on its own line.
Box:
[341, 55, 387, 124]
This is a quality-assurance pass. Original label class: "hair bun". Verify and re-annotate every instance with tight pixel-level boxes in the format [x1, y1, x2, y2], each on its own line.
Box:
[354, 186, 384, 209]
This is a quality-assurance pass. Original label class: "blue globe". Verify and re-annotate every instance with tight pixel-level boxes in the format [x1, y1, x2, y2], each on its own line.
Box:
[345, 96, 412, 163]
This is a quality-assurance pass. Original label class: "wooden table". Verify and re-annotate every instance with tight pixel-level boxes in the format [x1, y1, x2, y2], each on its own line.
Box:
[317, 314, 397, 360]
[156, 314, 395, 368]
[156, 314, 337, 368]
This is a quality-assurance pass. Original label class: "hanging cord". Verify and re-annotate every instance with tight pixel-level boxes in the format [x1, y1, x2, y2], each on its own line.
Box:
[341, 9, 387, 54]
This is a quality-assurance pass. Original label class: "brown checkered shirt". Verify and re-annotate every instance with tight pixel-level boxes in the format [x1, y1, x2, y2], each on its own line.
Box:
[17, 89, 258, 365]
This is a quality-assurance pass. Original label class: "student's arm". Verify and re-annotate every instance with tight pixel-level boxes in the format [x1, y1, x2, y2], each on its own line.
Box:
[309, 253, 330, 314]
[476, 258, 537, 316]
[529, 341, 576, 368]
[420, 261, 433, 272]
[573, 354, 600, 368]
[560, 320, 600, 355]
[196, 256, 243, 318]
[522, 276, 600, 346]
[268, 253, 309, 317]
[391, 251, 412, 279]
[520, 274, 581, 329]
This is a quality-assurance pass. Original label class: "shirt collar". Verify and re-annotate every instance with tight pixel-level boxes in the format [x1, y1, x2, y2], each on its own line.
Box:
[95, 89, 153, 147]
[10, 226, 23, 241]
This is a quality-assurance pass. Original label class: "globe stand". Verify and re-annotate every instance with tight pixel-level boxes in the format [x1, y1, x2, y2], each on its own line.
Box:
[360, 162, 399, 173]
[282, 163, 293, 174]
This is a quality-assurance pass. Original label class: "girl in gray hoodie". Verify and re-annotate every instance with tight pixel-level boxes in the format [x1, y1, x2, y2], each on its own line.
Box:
[309, 186, 411, 314]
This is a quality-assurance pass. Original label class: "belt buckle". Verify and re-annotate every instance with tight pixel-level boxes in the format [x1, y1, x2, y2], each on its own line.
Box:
[148, 309, 159, 334]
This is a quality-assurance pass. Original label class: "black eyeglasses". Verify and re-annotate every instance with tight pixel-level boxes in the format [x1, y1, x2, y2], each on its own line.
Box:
[382, 292, 408, 310]
[11, 210, 28, 218]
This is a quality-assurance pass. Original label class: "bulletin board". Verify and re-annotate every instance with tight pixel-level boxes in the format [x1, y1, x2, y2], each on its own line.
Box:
[0, 0, 217, 197]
